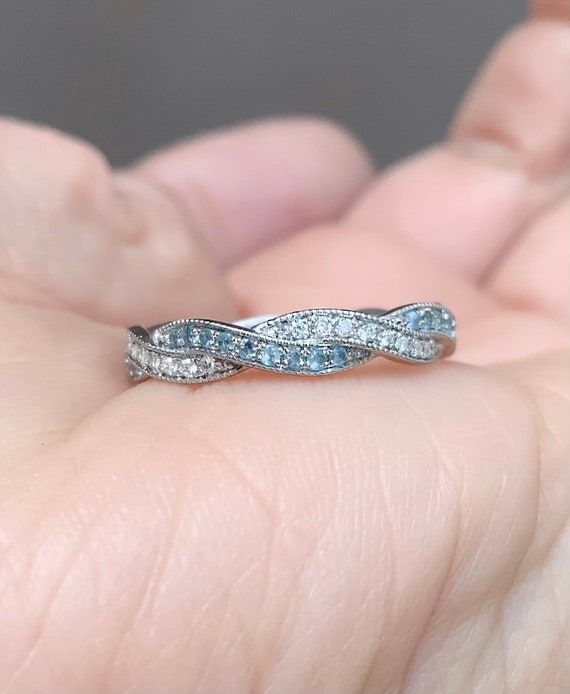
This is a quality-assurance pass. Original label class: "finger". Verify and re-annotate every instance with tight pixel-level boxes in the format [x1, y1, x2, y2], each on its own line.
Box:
[230, 221, 493, 322]
[0, 118, 371, 327]
[346, 19, 570, 279]
[136, 117, 373, 266]
[532, 0, 570, 21]
[486, 195, 570, 324]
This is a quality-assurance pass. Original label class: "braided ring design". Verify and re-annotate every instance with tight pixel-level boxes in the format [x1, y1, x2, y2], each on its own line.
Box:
[126, 303, 456, 384]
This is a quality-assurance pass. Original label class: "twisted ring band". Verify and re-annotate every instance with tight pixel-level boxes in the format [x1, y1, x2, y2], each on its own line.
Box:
[126, 303, 456, 385]
[126, 303, 456, 384]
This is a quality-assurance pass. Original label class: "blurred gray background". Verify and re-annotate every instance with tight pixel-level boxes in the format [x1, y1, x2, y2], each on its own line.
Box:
[0, 1, 525, 166]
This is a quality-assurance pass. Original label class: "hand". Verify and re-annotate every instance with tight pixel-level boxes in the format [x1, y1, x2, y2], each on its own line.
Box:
[1, 3, 568, 693]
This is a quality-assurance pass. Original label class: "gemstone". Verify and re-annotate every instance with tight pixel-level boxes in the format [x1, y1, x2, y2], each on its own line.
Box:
[217, 331, 234, 353]
[336, 317, 353, 338]
[139, 349, 149, 367]
[286, 348, 302, 371]
[149, 353, 161, 371]
[260, 343, 281, 367]
[162, 356, 177, 375]
[331, 345, 348, 368]
[196, 355, 215, 374]
[185, 325, 198, 346]
[405, 310, 419, 331]
[417, 310, 433, 331]
[179, 358, 198, 377]
[199, 328, 214, 348]
[290, 317, 310, 340]
[314, 316, 332, 337]
[357, 323, 376, 343]
[169, 327, 186, 348]
[396, 335, 410, 353]
[381, 330, 396, 348]
[309, 347, 327, 372]
[239, 338, 256, 361]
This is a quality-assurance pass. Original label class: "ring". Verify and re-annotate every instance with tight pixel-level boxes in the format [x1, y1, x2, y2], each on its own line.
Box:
[126, 303, 456, 384]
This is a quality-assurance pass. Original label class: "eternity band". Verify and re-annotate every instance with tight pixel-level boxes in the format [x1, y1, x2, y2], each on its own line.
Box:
[126, 303, 456, 385]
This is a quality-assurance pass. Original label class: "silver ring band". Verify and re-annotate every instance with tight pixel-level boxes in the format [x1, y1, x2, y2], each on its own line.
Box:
[126, 303, 456, 384]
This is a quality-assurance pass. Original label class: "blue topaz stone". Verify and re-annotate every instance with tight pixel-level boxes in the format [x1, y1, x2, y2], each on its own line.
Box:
[239, 338, 256, 361]
[260, 343, 281, 367]
[405, 309, 419, 331]
[331, 345, 348, 368]
[217, 331, 234, 353]
[309, 347, 327, 372]
[185, 324, 199, 346]
[169, 326, 185, 349]
[286, 348, 303, 372]
[199, 328, 214, 348]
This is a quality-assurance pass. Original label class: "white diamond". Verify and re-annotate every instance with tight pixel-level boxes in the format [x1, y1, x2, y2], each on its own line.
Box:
[162, 356, 178, 376]
[336, 317, 353, 338]
[409, 339, 422, 359]
[149, 353, 161, 371]
[179, 358, 198, 377]
[314, 316, 332, 337]
[381, 330, 396, 348]
[357, 323, 376, 343]
[396, 335, 410, 353]
[290, 317, 310, 340]
[196, 355, 215, 375]
[139, 349, 149, 367]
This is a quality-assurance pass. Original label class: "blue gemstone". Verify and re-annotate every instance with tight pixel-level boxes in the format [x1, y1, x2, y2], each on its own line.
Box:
[199, 328, 214, 347]
[169, 327, 184, 348]
[406, 310, 419, 331]
[331, 345, 348, 368]
[417, 310, 433, 331]
[286, 348, 302, 372]
[309, 347, 327, 372]
[217, 331, 234, 353]
[260, 343, 281, 367]
[239, 338, 255, 361]
[184, 325, 197, 346]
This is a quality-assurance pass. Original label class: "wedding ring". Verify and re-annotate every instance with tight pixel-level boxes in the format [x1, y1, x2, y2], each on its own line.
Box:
[126, 303, 456, 384]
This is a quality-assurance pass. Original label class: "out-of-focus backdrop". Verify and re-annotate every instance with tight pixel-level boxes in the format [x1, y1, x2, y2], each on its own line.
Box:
[0, 1, 525, 165]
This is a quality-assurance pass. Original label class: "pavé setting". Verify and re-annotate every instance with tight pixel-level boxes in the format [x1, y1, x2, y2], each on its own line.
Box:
[126, 303, 456, 384]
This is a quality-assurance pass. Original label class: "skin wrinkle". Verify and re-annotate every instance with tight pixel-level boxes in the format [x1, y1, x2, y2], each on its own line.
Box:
[352, 433, 398, 694]
[385, 385, 463, 694]
[99, 473, 187, 692]
[0, 485, 114, 693]
[261, 439, 353, 693]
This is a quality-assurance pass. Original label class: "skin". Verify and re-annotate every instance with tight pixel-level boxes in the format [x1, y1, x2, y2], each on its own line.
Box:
[0, 2, 568, 692]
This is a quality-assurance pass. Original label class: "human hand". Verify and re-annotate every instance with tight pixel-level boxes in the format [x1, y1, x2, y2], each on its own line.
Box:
[1, 3, 568, 692]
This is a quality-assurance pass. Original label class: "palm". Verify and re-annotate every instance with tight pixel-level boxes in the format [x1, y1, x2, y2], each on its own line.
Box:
[1, 10, 568, 694]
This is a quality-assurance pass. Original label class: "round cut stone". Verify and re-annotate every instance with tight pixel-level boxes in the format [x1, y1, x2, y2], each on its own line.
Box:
[199, 328, 214, 348]
[194, 355, 215, 375]
[239, 338, 256, 361]
[286, 348, 302, 372]
[260, 343, 281, 367]
[185, 325, 198, 346]
[167, 327, 182, 348]
[381, 330, 396, 348]
[314, 316, 332, 337]
[290, 317, 310, 340]
[309, 347, 327, 372]
[417, 310, 433, 331]
[405, 309, 419, 331]
[179, 358, 198, 377]
[336, 317, 353, 338]
[217, 331, 234, 353]
[357, 323, 376, 343]
[331, 345, 348, 368]
[396, 335, 410, 353]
